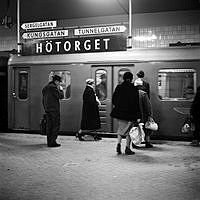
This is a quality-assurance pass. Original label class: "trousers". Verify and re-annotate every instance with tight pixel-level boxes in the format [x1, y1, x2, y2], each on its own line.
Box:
[46, 111, 60, 145]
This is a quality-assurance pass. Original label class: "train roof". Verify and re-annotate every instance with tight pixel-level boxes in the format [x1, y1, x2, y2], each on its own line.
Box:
[8, 46, 200, 66]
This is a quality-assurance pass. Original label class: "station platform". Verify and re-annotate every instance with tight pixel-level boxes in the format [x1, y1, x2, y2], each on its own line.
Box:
[0, 132, 200, 200]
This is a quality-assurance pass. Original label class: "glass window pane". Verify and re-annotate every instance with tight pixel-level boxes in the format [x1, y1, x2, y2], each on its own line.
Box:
[95, 70, 107, 101]
[18, 71, 28, 100]
[118, 68, 130, 84]
[49, 71, 71, 99]
[158, 69, 196, 101]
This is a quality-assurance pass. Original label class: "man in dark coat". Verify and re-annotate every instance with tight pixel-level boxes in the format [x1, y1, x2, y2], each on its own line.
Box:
[135, 70, 150, 99]
[190, 86, 200, 146]
[42, 75, 64, 147]
[77, 78, 101, 141]
[110, 72, 141, 155]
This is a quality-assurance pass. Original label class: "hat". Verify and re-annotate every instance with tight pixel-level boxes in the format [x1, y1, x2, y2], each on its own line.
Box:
[52, 75, 62, 82]
[86, 78, 94, 85]
[137, 70, 145, 78]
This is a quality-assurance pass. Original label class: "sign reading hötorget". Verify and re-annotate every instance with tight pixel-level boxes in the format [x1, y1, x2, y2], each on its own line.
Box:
[22, 35, 127, 56]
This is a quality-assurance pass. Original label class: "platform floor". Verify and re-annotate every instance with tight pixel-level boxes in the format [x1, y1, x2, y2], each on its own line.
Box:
[0, 133, 200, 200]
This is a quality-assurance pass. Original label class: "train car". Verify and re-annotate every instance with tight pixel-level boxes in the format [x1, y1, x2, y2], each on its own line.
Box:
[8, 46, 200, 139]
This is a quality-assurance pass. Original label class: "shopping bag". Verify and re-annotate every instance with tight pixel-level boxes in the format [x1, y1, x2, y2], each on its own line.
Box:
[40, 114, 47, 135]
[145, 119, 158, 131]
[181, 116, 195, 134]
[129, 123, 145, 145]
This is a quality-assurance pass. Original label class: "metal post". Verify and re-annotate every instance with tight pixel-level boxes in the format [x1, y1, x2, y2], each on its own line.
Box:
[128, 0, 132, 48]
[17, 0, 21, 55]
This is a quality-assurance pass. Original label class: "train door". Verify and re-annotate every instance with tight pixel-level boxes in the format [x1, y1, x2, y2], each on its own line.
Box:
[112, 65, 136, 132]
[12, 68, 30, 130]
[92, 64, 135, 133]
[92, 66, 112, 132]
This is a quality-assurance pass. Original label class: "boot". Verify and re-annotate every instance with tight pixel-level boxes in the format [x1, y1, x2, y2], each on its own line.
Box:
[191, 140, 199, 147]
[125, 146, 135, 155]
[145, 142, 153, 148]
[116, 143, 122, 155]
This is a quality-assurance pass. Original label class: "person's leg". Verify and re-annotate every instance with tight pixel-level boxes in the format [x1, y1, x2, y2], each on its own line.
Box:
[116, 134, 122, 154]
[116, 120, 134, 155]
[191, 120, 200, 146]
[144, 128, 153, 148]
[125, 134, 135, 155]
[76, 129, 85, 141]
[46, 112, 53, 146]
[49, 112, 61, 146]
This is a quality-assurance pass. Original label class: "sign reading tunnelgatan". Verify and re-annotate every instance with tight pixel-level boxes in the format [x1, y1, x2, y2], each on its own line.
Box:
[22, 35, 127, 56]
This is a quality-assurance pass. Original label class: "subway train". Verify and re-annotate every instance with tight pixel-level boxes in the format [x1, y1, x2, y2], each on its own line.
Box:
[4, 46, 200, 139]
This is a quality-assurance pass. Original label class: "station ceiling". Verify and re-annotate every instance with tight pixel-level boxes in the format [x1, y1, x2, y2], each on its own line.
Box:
[0, 0, 200, 24]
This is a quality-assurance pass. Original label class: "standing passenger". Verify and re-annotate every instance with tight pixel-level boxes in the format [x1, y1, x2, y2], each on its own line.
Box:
[190, 86, 200, 146]
[134, 81, 154, 148]
[77, 79, 102, 141]
[42, 75, 64, 147]
[135, 70, 150, 99]
[110, 72, 141, 155]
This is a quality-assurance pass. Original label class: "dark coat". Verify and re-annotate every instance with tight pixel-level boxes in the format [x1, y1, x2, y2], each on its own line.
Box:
[137, 80, 150, 99]
[110, 82, 141, 121]
[42, 81, 64, 112]
[190, 86, 200, 120]
[138, 90, 152, 123]
[81, 85, 101, 130]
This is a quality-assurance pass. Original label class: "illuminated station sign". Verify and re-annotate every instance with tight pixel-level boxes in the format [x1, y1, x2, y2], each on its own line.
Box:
[21, 22, 127, 55]
[22, 35, 127, 55]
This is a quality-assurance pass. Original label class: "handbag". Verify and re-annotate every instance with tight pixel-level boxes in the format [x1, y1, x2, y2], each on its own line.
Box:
[129, 123, 145, 145]
[40, 114, 47, 135]
[145, 119, 158, 131]
[181, 116, 195, 134]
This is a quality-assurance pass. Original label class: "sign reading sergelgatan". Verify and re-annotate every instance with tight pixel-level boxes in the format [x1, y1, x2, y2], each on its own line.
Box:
[22, 35, 126, 56]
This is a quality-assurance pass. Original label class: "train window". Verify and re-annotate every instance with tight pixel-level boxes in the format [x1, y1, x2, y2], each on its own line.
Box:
[158, 69, 196, 101]
[18, 71, 28, 100]
[118, 68, 131, 84]
[49, 71, 71, 99]
[95, 70, 107, 101]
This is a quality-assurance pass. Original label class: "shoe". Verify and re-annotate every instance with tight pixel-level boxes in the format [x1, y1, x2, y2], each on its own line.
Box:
[116, 143, 122, 155]
[145, 142, 153, 148]
[132, 142, 140, 149]
[190, 140, 199, 147]
[48, 143, 61, 147]
[94, 135, 102, 141]
[125, 147, 135, 155]
[76, 133, 85, 141]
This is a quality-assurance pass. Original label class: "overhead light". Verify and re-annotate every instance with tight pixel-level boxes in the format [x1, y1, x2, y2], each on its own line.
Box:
[134, 34, 157, 41]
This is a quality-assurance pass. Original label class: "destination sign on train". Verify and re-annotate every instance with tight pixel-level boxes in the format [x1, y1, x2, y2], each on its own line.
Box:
[74, 25, 127, 36]
[22, 30, 69, 40]
[21, 21, 57, 30]
[22, 35, 126, 56]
